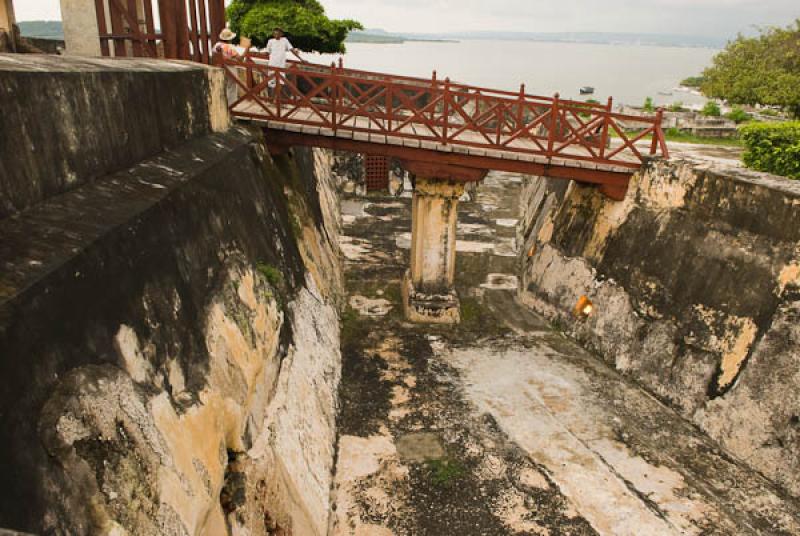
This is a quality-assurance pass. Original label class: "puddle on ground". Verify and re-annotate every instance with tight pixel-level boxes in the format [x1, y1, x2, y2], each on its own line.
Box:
[480, 274, 519, 290]
[395, 432, 446, 463]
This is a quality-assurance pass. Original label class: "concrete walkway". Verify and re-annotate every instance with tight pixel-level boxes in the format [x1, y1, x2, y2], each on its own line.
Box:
[331, 171, 800, 535]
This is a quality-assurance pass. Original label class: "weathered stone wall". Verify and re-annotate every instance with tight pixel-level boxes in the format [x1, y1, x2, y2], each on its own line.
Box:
[0, 58, 342, 536]
[517, 159, 800, 498]
[0, 54, 229, 218]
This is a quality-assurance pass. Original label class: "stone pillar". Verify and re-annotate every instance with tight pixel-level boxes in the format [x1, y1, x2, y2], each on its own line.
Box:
[0, 0, 15, 33]
[60, 0, 102, 56]
[403, 177, 465, 324]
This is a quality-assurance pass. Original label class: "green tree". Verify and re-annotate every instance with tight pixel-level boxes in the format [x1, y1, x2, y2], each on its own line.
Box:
[643, 96, 655, 112]
[700, 19, 800, 118]
[702, 101, 721, 117]
[227, 0, 363, 53]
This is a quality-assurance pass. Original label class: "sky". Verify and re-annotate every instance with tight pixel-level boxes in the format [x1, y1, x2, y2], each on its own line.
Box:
[11, 0, 800, 39]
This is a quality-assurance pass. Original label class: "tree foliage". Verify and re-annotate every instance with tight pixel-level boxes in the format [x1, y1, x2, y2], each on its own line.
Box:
[701, 19, 800, 118]
[227, 0, 362, 53]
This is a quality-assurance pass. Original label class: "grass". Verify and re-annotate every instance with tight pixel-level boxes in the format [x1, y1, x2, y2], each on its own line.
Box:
[662, 128, 743, 147]
[340, 306, 369, 345]
[256, 263, 284, 288]
[459, 297, 481, 325]
[609, 128, 743, 147]
[425, 458, 467, 487]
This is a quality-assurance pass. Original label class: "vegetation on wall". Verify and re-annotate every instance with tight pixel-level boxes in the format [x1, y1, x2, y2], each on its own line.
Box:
[701, 101, 721, 117]
[227, 0, 363, 53]
[740, 122, 800, 179]
[699, 19, 800, 118]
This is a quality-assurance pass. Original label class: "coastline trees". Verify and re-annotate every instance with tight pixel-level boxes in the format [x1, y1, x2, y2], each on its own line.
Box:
[227, 0, 362, 53]
[700, 19, 800, 118]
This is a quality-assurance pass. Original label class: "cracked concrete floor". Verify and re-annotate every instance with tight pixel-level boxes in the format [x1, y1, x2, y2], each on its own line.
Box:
[330, 172, 800, 536]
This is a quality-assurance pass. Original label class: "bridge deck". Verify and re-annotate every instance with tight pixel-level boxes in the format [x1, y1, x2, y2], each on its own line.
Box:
[221, 55, 668, 191]
[233, 101, 638, 176]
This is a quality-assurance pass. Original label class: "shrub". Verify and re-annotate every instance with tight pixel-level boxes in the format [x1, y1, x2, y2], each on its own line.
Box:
[702, 101, 721, 117]
[668, 101, 685, 112]
[740, 121, 800, 179]
[725, 107, 751, 124]
[681, 75, 705, 88]
[643, 97, 655, 112]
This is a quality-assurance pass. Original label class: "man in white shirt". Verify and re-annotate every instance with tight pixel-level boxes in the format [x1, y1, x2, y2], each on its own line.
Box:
[264, 27, 303, 68]
[263, 27, 305, 95]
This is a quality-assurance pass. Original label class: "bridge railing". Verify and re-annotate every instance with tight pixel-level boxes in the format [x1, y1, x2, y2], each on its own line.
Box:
[219, 55, 669, 169]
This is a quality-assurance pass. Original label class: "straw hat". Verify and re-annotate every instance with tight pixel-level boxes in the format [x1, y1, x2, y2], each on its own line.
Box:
[219, 28, 236, 41]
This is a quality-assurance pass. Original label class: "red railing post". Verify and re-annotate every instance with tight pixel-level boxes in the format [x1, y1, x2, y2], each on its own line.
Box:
[386, 78, 394, 133]
[651, 107, 664, 156]
[245, 52, 254, 91]
[330, 61, 338, 132]
[430, 70, 438, 122]
[275, 67, 282, 118]
[517, 83, 526, 132]
[547, 92, 560, 156]
[600, 96, 612, 159]
[441, 77, 451, 145]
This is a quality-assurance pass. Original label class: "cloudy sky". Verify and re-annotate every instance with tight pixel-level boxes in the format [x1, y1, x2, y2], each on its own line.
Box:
[13, 0, 799, 38]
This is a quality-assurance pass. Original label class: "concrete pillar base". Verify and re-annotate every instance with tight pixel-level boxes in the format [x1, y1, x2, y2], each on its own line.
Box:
[402, 270, 461, 325]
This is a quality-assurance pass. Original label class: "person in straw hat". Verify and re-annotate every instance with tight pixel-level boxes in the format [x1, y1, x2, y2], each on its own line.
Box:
[213, 27, 241, 60]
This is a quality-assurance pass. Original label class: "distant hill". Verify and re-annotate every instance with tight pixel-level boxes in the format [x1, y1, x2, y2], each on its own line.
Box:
[17, 20, 64, 39]
[349, 29, 725, 49]
[347, 29, 456, 44]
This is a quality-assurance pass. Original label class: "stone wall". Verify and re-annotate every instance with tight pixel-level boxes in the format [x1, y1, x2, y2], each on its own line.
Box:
[0, 57, 342, 536]
[518, 159, 800, 498]
[0, 54, 229, 218]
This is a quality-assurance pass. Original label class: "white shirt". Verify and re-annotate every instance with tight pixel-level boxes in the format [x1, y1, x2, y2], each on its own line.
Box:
[265, 37, 293, 68]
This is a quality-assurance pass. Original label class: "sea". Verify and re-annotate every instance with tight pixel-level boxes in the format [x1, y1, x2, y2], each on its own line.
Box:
[311, 40, 717, 109]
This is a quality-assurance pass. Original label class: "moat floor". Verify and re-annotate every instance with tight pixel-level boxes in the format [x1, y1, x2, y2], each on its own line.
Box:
[330, 172, 800, 536]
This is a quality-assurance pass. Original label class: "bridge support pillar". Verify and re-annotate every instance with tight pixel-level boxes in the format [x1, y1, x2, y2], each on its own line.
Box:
[403, 177, 465, 324]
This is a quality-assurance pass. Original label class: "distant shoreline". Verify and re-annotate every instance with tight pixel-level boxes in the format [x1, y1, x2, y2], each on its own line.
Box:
[348, 30, 725, 49]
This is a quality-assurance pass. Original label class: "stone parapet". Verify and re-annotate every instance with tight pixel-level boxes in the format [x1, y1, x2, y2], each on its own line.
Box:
[0, 54, 229, 219]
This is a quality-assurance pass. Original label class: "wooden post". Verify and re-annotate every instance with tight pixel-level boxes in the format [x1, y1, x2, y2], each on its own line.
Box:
[517, 83, 526, 130]
[547, 92, 560, 155]
[158, 0, 177, 59]
[276, 66, 282, 117]
[175, 0, 191, 60]
[386, 78, 394, 133]
[600, 96, 612, 159]
[651, 107, 664, 155]
[430, 70, 437, 122]
[330, 61, 338, 132]
[441, 77, 450, 145]
[208, 0, 226, 45]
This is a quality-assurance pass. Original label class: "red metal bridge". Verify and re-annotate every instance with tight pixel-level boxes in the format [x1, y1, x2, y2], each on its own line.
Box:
[220, 54, 669, 199]
[79, 0, 667, 198]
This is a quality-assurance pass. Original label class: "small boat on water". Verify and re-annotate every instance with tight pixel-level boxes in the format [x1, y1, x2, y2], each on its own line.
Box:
[658, 91, 673, 96]
[580, 86, 595, 95]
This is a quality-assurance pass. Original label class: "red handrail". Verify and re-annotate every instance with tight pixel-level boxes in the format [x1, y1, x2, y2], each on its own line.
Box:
[220, 56, 669, 168]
